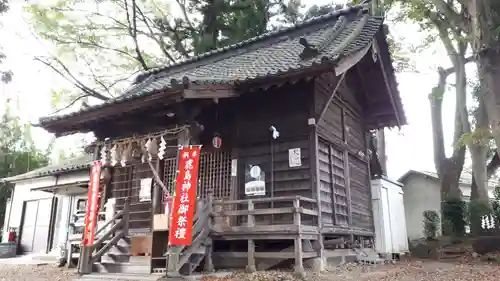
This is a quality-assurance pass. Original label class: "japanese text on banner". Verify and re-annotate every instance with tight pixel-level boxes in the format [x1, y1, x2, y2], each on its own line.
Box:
[169, 146, 201, 246]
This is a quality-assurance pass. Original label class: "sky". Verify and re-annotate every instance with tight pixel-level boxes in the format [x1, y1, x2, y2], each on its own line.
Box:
[0, 0, 458, 179]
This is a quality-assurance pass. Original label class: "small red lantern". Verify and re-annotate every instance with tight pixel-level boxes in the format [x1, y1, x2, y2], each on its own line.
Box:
[212, 134, 222, 149]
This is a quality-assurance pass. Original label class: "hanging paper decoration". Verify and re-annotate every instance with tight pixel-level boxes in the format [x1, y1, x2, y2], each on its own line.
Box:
[158, 136, 167, 160]
[121, 143, 132, 167]
[100, 145, 109, 166]
[141, 140, 148, 163]
[110, 144, 122, 166]
[146, 138, 158, 162]
[212, 134, 222, 149]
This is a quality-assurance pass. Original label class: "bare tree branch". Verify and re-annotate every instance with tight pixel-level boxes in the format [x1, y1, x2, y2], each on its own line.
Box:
[430, 0, 469, 33]
[175, 0, 196, 32]
[124, 0, 149, 70]
[134, 4, 178, 62]
[34, 56, 110, 101]
[48, 36, 139, 62]
[442, 55, 475, 76]
[50, 93, 93, 116]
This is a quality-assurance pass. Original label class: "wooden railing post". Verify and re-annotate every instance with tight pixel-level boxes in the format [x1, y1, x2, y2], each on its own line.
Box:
[246, 200, 256, 273]
[204, 196, 214, 273]
[123, 198, 130, 235]
[293, 197, 305, 278]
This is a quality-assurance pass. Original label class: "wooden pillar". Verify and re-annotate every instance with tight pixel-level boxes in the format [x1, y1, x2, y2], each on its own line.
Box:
[204, 196, 214, 273]
[204, 241, 214, 272]
[245, 200, 256, 273]
[152, 158, 162, 214]
[77, 143, 102, 275]
[293, 197, 305, 277]
[294, 237, 305, 277]
[166, 127, 191, 277]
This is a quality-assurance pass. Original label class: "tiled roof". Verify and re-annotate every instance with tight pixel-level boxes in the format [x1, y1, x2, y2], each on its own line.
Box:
[39, 4, 386, 125]
[2, 154, 93, 182]
[398, 170, 499, 188]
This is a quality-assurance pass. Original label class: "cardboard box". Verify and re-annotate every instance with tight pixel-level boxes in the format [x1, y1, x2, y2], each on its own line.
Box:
[131, 235, 152, 256]
[153, 214, 170, 231]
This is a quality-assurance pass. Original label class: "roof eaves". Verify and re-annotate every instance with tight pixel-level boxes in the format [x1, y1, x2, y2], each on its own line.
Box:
[375, 25, 407, 127]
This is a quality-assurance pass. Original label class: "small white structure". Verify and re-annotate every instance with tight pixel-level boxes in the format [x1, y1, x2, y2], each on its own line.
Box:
[398, 170, 498, 240]
[1, 155, 92, 257]
[371, 177, 409, 256]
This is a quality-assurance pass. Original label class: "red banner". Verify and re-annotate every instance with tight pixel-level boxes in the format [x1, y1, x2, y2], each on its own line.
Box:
[83, 161, 102, 246]
[169, 146, 202, 246]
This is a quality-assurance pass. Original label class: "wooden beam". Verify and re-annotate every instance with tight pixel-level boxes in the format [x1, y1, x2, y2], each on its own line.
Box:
[316, 72, 347, 123]
[372, 41, 401, 127]
[43, 90, 183, 135]
[182, 84, 239, 99]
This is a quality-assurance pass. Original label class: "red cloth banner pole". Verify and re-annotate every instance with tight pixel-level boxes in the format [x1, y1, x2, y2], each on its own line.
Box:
[83, 161, 102, 246]
[169, 146, 202, 246]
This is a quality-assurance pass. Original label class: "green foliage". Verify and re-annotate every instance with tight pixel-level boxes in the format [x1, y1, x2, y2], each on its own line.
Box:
[492, 185, 500, 226]
[429, 83, 445, 101]
[0, 0, 12, 83]
[457, 128, 492, 148]
[0, 102, 51, 232]
[422, 210, 440, 240]
[0, 0, 7, 13]
[441, 196, 466, 237]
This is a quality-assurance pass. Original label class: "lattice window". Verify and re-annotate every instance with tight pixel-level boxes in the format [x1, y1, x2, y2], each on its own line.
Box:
[163, 157, 178, 195]
[331, 146, 349, 226]
[198, 150, 232, 199]
[163, 150, 233, 200]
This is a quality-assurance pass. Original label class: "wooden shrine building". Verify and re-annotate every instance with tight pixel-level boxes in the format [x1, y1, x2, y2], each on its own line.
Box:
[38, 3, 406, 277]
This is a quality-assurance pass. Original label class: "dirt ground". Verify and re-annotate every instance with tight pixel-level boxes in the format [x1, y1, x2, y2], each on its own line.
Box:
[1, 260, 500, 281]
[0, 263, 77, 281]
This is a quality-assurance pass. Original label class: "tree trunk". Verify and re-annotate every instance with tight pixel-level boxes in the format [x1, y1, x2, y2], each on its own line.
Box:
[470, 147, 489, 202]
[430, 68, 464, 198]
[477, 53, 500, 158]
[440, 152, 466, 199]
[470, 94, 490, 203]
[467, 0, 500, 161]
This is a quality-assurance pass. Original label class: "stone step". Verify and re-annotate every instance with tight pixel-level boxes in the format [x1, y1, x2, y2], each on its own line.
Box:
[440, 248, 466, 254]
[101, 252, 131, 263]
[92, 262, 151, 274]
[439, 253, 464, 260]
[75, 273, 162, 281]
[106, 244, 132, 256]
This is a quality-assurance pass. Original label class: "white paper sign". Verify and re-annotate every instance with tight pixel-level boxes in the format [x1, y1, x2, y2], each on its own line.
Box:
[231, 159, 238, 177]
[288, 148, 302, 167]
[139, 178, 153, 202]
[245, 181, 266, 196]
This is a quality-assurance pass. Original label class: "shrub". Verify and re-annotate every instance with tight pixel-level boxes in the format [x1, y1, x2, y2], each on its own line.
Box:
[442, 196, 466, 236]
[422, 210, 440, 240]
[492, 185, 500, 226]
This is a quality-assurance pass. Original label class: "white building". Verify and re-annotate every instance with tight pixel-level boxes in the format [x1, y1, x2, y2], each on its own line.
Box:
[1, 155, 92, 256]
[398, 170, 497, 241]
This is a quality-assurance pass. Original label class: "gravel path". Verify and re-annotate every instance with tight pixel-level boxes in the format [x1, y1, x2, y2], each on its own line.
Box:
[0, 264, 77, 281]
[1, 260, 500, 281]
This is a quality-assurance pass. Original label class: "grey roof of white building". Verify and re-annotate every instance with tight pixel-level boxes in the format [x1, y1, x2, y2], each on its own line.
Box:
[2, 154, 93, 183]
